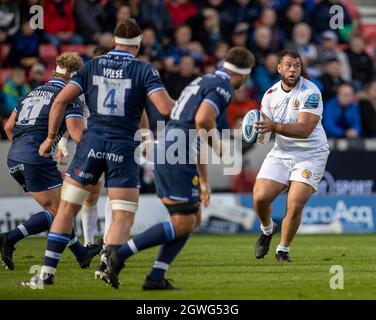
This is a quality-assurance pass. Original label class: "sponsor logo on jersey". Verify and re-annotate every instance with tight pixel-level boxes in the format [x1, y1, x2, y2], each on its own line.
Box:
[267, 87, 277, 94]
[303, 93, 320, 109]
[302, 169, 312, 179]
[73, 168, 94, 179]
[9, 163, 24, 174]
[87, 149, 124, 163]
[216, 86, 231, 103]
[192, 188, 199, 197]
[152, 69, 160, 77]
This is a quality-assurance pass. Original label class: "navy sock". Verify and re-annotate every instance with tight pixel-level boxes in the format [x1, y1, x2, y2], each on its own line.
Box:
[149, 234, 190, 282]
[6, 210, 53, 246]
[117, 221, 176, 261]
[42, 232, 70, 274]
[67, 229, 87, 260]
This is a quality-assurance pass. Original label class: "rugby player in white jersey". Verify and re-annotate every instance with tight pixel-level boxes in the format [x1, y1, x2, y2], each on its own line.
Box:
[253, 50, 329, 262]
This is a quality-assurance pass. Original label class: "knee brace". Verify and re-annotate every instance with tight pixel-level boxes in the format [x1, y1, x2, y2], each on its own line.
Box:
[61, 182, 90, 206]
[164, 202, 200, 215]
[111, 200, 138, 214]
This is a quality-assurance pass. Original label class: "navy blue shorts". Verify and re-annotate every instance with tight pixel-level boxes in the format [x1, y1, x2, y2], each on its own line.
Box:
[66, 134, 140, 188]
[153, 160, 199, 204]
[7, 159, 63, 193]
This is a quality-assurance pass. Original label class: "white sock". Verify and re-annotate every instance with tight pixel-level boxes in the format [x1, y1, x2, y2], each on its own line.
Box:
[276, 245, 290, 253]
[260, 219, 274, 236]
[100, 253, 107, 264]
[104, 196, 113, 241]
[81, 204, 98, 246]
[41, 265, 56, 276]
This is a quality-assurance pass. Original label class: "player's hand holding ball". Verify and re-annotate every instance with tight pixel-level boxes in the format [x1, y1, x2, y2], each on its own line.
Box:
[242, 109, 272, 144]
[255, 112, 275, 134]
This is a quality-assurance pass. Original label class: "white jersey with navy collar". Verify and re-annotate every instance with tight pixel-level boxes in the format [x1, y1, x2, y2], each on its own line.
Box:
[260, 76, 329, 156]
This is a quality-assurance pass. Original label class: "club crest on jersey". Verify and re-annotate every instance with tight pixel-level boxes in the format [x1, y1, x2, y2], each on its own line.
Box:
[302, 169, 312, 179]
[192, 176, 199, 186]
[294, 99, 299, 110]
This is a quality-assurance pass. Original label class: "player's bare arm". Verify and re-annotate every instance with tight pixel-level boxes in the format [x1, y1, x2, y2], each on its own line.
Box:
[39, 83, 81, 157]
[140, 109, 149, 130]
[256, 111, 320, 139]
[196, 153, 210, 208]
[149, 90, 175, 116]
[66, 117, 84, 143]
[195, 101, 222, 157]
[4, 111, 17, 142]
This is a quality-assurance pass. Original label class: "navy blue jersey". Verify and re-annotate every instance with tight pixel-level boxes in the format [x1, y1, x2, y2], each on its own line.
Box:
[8, 78, 83, 165]
[70, 49, 165, 142]
[168, 69, 233, 130]
[156, 69, 233, 165]
[153, 69, 233, 203]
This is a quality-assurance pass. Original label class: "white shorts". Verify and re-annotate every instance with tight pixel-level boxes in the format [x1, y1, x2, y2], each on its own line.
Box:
[256, 149, 330, 191]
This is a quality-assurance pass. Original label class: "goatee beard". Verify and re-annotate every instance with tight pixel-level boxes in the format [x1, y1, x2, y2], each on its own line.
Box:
[283, 77, 299, 88]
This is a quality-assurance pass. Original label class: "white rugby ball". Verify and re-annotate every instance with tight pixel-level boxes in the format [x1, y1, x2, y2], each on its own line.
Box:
[242, 109, 260, 144]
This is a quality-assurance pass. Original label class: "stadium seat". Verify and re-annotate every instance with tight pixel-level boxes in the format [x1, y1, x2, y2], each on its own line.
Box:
[362, 24, 376, 46]
[365, 45, 375, 57]
[336, 44, 348, 51]
[39, 44, 58, 68]
[44, 68, 54, 81]
[60, 44, 85, 55]
[0, 68, 12, 86]
[0, 44, 10, 66]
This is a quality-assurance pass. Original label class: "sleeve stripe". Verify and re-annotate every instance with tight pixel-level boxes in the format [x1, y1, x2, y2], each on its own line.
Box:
[69, 80, 83, 93]
[203, 98, 220, 115]
[147, 87, 166, 96]
[65, 114, 83, 119]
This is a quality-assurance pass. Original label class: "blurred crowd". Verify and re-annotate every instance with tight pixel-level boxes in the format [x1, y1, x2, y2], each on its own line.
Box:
[0, 0, 376, 142]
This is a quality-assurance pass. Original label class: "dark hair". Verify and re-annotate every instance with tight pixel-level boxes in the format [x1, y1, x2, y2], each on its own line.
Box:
[326, 57, 339, 64]
[12, 65, 25, 73]
[279, 50, 310, 80]
[338, 81, 354, 92]
[224, 47, 255, 69]
[114, 19, 142, 39]
[93, 45, 112, 57]
[365, 78, 376, 90]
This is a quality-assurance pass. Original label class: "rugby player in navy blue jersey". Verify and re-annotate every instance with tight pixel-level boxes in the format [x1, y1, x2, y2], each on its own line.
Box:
[29, 20, 174, 286]
[55, 46, 113, 247]
[103, 47, 256, 290]
[0, 52, 101, 272]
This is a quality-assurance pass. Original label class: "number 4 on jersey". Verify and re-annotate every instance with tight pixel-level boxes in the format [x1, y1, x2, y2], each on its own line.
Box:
[103, 88, 117, 114]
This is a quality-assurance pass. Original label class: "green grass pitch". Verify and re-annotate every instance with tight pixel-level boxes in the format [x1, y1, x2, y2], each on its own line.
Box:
[1, 234, 376, 300]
